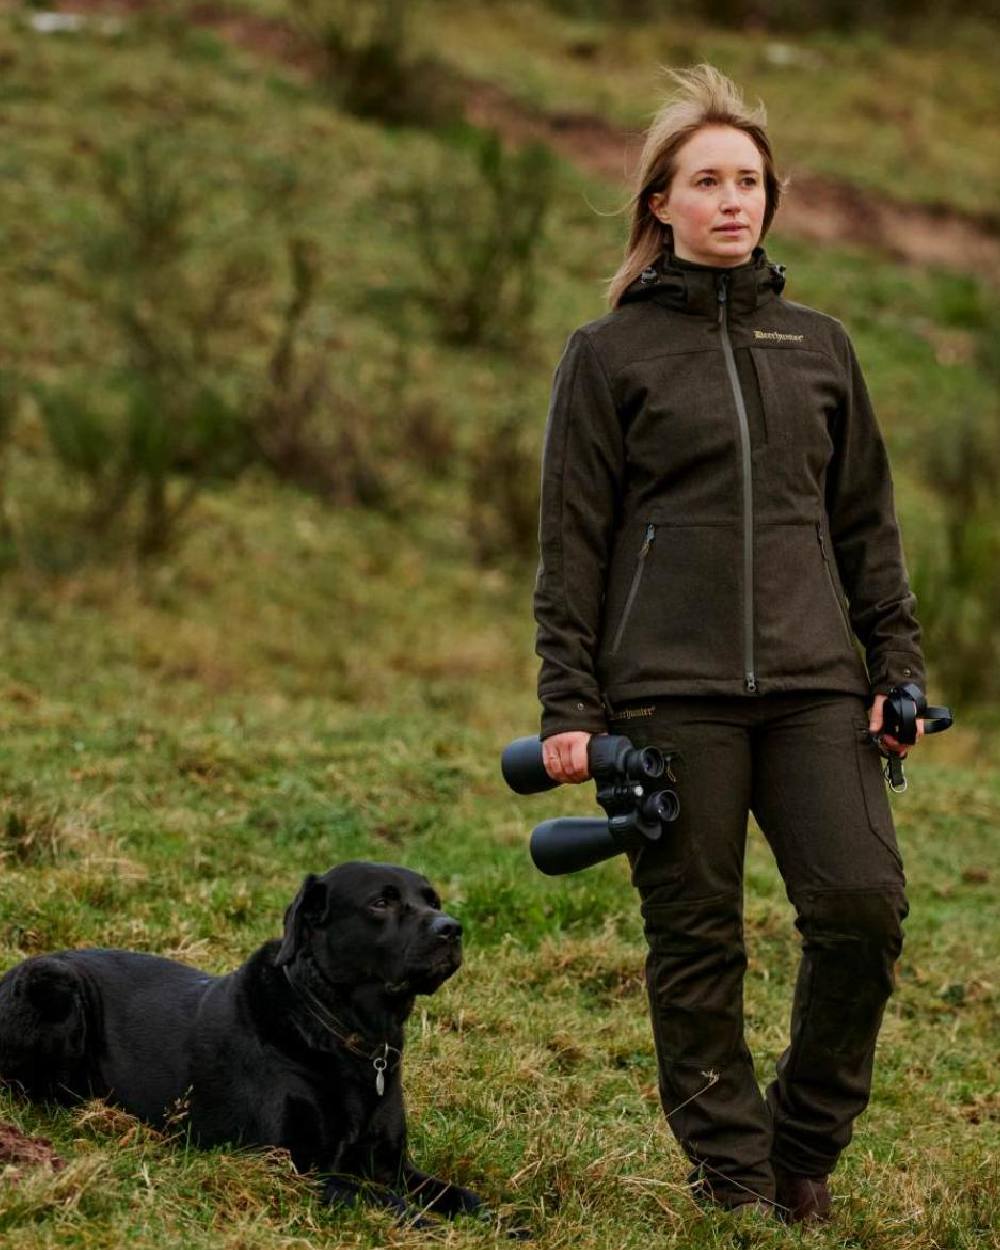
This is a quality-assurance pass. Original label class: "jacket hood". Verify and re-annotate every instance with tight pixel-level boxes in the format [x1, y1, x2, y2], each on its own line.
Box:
[620, 235, 787, 320]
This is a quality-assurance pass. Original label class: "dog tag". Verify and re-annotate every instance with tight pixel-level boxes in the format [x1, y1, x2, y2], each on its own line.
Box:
[373, 1055, 387, 1097]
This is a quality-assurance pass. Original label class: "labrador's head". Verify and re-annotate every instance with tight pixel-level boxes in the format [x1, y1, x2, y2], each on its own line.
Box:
[275, 862, 462, 996]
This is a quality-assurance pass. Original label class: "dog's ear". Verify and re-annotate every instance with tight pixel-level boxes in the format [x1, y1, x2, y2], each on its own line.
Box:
[275, 873, 330, 966]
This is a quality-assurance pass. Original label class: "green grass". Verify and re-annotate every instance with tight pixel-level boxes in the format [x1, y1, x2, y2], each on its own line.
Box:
[1, 480, 998, 1249]
[0, 7, 997, 1247]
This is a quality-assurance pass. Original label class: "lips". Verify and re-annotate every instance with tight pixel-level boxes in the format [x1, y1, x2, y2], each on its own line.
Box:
[714, 225, 747, 233]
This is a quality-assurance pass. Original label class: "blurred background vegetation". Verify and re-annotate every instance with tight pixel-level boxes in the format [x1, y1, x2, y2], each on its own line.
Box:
[0, 3, 998, 1247]
[1, 0, 997, 720]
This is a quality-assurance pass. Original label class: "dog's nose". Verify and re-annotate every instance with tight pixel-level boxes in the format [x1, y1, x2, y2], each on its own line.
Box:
[430, 915, 462, 942]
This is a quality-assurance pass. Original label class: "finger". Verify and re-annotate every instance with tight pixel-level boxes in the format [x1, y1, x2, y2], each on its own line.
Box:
[868, 694, 885, 734]
[558, 741, 580, 783]
[569, 738, 590, 782]
[543, 744, 565, 783]
[555, 740, 576, 783]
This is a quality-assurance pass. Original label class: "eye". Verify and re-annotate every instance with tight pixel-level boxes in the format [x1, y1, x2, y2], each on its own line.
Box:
[697, 176, 715, 186]
[370, 898, 389, 911]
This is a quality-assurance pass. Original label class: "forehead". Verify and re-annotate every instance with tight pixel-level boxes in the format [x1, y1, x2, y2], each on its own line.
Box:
[675, 125, 763, 174]
[324, 862, 435, 896]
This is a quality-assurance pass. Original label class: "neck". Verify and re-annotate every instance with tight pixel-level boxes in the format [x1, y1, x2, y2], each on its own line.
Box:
[280, 953, 411, 1055]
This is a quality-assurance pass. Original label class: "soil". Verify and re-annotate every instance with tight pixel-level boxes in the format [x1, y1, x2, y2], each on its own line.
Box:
[0, 1122, 66, 1176]
[39, 1, 1000, 279]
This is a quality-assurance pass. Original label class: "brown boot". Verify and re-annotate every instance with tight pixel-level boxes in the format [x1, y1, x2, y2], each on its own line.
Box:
[773, 1164, 832, 1224]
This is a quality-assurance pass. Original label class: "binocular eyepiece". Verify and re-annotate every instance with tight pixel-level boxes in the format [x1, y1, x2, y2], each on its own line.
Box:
[878, 682, 952, 745]
[501, 734, 680, 876]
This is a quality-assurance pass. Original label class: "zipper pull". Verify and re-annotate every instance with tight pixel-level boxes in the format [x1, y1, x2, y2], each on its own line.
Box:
[640, 522, 656, 554]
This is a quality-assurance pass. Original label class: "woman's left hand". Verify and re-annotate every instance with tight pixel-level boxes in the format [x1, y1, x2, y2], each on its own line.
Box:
[868, 693, 924, 755]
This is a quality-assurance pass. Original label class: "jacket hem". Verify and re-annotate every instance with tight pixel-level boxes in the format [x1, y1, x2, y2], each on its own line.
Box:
[604, 673, 872, 703]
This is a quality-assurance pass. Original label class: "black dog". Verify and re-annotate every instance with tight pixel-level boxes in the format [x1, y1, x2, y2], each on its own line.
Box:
[0, 862, 487, 1227]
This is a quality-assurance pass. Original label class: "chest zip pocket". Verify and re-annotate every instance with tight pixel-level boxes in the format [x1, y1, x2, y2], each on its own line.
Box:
[611, 523, 656, 654]
[816, 523, 855, 649]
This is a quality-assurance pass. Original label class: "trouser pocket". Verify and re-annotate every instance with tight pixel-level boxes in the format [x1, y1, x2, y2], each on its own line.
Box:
[852, 718, 904, 873]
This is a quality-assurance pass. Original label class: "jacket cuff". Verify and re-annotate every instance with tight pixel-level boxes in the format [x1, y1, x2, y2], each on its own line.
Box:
[540, 690, 608, 741]
[868, 651, 926, 697]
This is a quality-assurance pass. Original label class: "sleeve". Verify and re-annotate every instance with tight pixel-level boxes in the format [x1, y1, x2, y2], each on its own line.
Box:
[826, 327, 926, 696]
[533, 329, 625, 740]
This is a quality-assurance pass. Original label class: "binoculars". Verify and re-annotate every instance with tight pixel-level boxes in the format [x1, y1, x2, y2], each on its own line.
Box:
[872, 681, 953, 791]
[501, 734, 680, 876]
[878, 682, 952, 744]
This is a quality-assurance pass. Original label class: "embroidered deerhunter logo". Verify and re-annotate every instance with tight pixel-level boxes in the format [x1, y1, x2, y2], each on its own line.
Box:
[753, 329, 804, 342]
[609, 704, 657, 721]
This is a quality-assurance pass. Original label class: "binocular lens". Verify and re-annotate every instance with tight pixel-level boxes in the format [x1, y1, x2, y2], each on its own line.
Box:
[645, 788, 680, 825]
[634, 746, 665, 781]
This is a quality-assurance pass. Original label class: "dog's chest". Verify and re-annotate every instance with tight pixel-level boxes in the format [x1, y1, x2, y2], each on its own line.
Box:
[276, 1068, 398, 1170]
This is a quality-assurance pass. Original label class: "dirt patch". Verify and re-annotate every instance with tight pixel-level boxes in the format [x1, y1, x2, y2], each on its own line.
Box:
[461, 76, 1000, 281]
[0, 1122, 66, 1177]
[46, 1, 1000, 280]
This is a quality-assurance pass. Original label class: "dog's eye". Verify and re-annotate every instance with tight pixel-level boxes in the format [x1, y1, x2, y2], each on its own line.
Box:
[370, 898, 390, 911]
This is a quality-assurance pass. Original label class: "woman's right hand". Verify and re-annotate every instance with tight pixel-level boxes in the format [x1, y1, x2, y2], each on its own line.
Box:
[542, 731, 593, 784]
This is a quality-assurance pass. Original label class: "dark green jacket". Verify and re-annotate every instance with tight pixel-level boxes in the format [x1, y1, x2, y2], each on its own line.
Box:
[534, 244, 925, 739]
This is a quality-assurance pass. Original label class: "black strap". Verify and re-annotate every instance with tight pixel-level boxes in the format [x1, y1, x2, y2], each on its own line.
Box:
[922, 705, 953, 734]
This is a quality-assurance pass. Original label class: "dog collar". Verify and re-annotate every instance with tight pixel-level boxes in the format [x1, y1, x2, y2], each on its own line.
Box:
[281, 964, 402, 1096]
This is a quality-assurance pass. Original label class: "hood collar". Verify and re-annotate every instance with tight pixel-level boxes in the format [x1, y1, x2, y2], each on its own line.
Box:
[621, 235, 786, 320]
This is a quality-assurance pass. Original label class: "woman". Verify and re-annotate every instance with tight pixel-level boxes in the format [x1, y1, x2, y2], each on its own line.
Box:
[533, 65, 925, 1223]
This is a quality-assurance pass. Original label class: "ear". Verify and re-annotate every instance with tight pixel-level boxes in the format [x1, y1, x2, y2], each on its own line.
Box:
[275, 873, 330, 966]
[648, 190, 669, 223]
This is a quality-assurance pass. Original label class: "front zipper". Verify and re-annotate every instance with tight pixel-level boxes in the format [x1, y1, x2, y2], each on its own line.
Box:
[816, 523, 856, 649]
[717, 275, 757, 693]
[610, 522, 655, 653]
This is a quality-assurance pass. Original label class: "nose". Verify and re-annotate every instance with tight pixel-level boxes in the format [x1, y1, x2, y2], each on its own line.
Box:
[430, 914, 462, 942]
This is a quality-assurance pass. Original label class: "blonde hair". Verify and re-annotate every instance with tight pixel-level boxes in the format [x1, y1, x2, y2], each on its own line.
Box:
[607, 64, 785, 309]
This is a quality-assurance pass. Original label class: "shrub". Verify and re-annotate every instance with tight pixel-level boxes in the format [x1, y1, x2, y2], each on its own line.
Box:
[911, 400, 1000, 704]
[541, 0, 998, 30]
[0, 372, 16, 566]
[289, 0, 459, 127]
[404, 126, 557, 348]
[29, 136, 276, 554]
[466, 404, 540, 565]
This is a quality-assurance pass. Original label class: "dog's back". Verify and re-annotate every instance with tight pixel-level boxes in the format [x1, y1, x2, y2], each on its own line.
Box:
[0, 950, 218, 1125]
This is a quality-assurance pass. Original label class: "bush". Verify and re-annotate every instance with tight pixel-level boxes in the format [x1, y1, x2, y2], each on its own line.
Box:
[540, 0, 998, 31]
[26, 136, 419, 555]
[403, 127, 557, 348]
[911, 399, 1000, 704]
[31, 136, 270, 555]
[289, 0, 459, 127]
[466, 405, 540, 566]
[0, 372, 17, 566]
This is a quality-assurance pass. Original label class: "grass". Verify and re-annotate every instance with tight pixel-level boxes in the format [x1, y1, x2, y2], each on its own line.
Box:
[1, 480, 997, 1249]
[0, 5, 997, 1247]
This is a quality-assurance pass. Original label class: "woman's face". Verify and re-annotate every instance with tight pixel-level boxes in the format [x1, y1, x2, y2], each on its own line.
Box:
[649, 125, 767, 267]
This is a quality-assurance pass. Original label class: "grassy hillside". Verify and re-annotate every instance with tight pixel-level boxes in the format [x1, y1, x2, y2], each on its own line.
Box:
[429, 0, 1000, 220]
[224, 0, 1000, 218]
[0, 6, 997, 1248]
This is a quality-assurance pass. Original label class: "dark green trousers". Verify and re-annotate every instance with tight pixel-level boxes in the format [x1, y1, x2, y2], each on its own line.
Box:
[616, 691, 907, 1208]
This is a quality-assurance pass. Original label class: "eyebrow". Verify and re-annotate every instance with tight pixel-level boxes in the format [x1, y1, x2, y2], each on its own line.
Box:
[692, 168, 761, 175]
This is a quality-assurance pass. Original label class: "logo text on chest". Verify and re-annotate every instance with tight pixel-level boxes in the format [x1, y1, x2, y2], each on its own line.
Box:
[753, 330, 804, 342]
